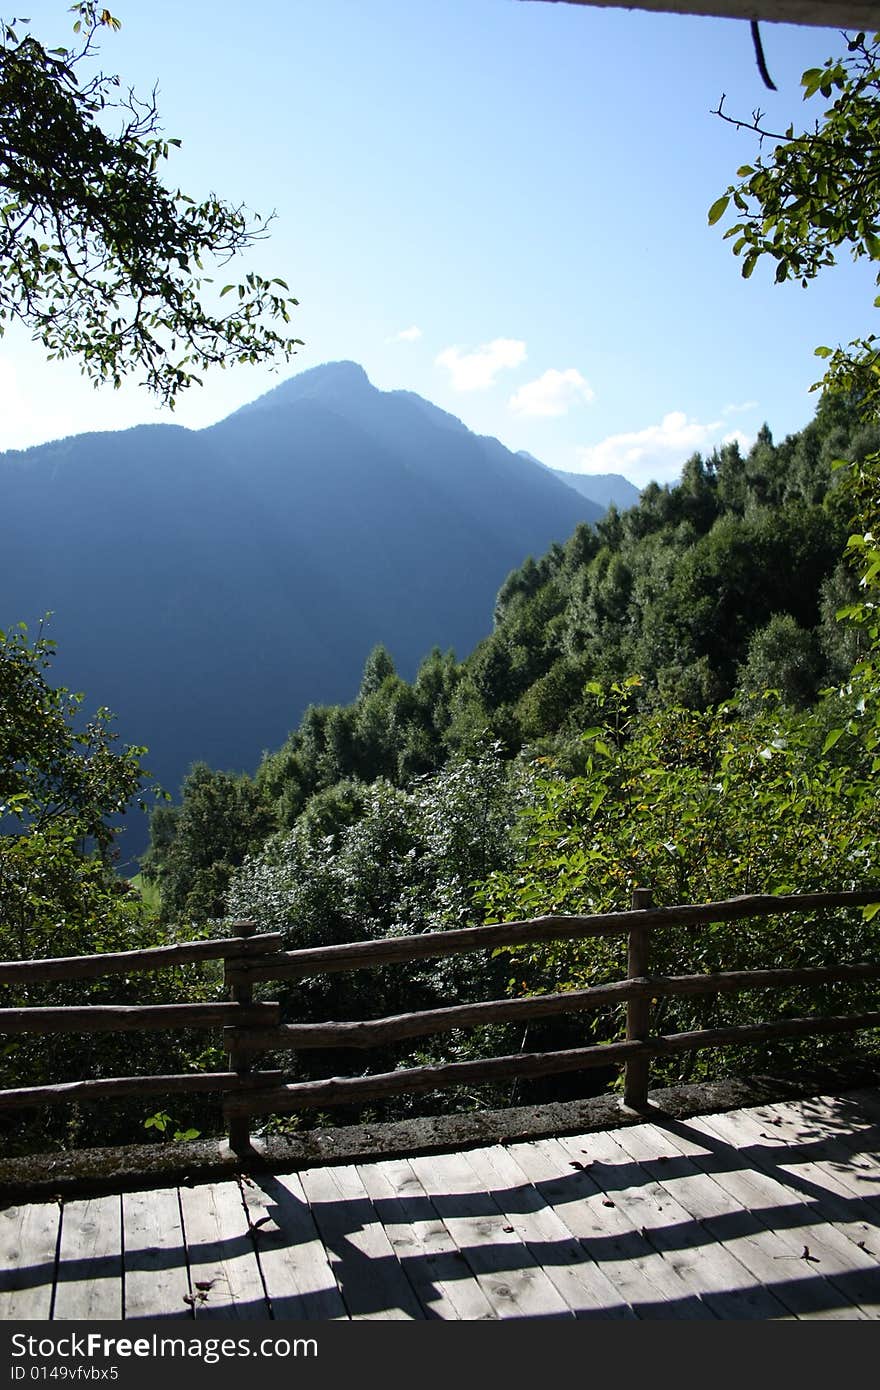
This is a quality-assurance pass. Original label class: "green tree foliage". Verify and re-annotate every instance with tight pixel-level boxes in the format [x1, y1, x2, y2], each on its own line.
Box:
[0, 3, 301, 401]
[711, 29, 880, 797]
[228, 747, 535, 1116]
[358, 643, 397, 699]
[245, 646, 461, 835]
[230, 746, 527, 947]
[710, 31, 880, 410]
[736, 613, 822, 711]
[460, 398, 854, 745]
[0, 623, 223, 1153]
[142, 762, 274, 922]
[476, 684, 880, 1085]
[0, 619, 148, 956]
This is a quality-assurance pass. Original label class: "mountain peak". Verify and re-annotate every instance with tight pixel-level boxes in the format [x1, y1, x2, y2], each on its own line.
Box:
[231, 360, 373, 419]
[294, 360, 371, 392]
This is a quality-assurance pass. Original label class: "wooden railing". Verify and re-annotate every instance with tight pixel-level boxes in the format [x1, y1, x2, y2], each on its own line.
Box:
[1, 887, 880, 1157]
[0, 927, 286, 1127]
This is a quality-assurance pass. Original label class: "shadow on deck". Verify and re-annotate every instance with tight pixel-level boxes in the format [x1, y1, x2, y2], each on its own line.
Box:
[2, 1085, 880, 1320]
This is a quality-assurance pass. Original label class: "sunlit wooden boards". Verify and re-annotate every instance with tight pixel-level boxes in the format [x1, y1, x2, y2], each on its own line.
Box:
[122, 1187, 191, 1319]
[54, 1196, 123, 1320]
[2, 1089, 879, 1320]
[238, 1171, 346, 1319]
[0, 1199, 60, 1318]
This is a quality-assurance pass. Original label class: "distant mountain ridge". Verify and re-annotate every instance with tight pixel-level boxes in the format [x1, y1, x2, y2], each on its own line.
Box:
[2, 361, 605, 857]
[551, 468, 641, 512]
[515, 450, 640, 512]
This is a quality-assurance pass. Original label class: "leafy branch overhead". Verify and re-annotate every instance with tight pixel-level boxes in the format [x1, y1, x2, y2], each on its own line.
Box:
[708, 31, 880, 405]
[0, 3, 302, 403]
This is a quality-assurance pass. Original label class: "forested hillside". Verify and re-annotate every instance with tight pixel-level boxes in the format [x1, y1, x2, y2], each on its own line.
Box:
[118, 388, 879, 1142]
[4, 389, 879, 1154]
[143, 391, 876, 924]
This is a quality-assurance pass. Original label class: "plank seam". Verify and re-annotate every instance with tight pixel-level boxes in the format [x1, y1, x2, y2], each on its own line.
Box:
[118, 1193, 126, 1322]
[175, 1187, 196, 1319]
[48, 1200, 63, 1322]
[475, 1146, 636, 1319]
[236, 1176, 275, 1320]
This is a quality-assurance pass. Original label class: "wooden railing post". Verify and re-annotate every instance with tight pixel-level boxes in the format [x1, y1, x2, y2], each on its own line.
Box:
[227, 919, 257, 1155]
[623, 887, 653, 1110]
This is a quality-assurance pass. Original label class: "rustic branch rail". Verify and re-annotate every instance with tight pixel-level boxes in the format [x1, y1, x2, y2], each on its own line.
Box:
[0, 1002, 279, 1034]
[224, 890, 880, 984]
[0, 1070, 285, 1110]
[222, 1010, 880, 1118]
[223, 960, 880, 1054]
[1, 887, 879, 1155]
[0, 930, 282, 985]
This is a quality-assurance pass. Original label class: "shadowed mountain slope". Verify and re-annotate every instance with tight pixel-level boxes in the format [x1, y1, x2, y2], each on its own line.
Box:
[2, 362, 604, 853]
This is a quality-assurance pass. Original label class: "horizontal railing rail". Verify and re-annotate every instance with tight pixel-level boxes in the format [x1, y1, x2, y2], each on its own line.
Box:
[1, 888, 879, 1154]
[0, 928, 285, 1136]
[223, 960, 880, 1054]
[221, 1010, 880, 1119]
[0, 1002, 280, 1034]
[0, 1071, 285, 1110]
[0, 927, 283, 985]
[223, 889, 880, 983]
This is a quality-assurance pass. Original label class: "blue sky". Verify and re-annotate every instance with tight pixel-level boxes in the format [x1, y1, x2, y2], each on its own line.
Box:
[1, 1, 872, 485]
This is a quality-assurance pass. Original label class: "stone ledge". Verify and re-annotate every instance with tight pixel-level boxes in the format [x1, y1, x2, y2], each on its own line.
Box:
[1, 1063, 876, 1204]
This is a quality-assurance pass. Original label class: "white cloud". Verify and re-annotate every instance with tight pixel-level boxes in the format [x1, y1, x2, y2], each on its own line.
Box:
[722, 400, 758, 416]
[575, 411, 729, 487]
[435, 337, 527, 391]
[723, 428, 753, 453]
[509, 367, 594, 418]
[391, 325, 423, 342]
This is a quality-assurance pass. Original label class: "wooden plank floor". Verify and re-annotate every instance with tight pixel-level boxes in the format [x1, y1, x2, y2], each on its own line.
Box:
[2, 1089, 880, 1320]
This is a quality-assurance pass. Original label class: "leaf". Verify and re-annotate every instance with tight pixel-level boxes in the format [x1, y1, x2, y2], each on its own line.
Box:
[708, 194, 730, 226]
[821, 728, 844, 754]
[801, 68, 826, 98]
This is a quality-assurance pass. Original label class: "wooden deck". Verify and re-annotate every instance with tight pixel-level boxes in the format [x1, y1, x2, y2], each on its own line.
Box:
[3, 1088, 880, 1320]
